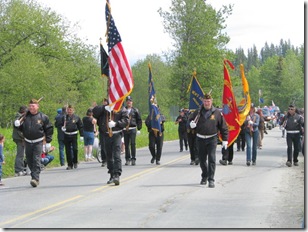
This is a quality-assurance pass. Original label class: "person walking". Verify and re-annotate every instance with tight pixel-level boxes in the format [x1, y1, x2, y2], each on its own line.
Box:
[187, 110, 199, 165]
[145, 110, 166, 165]
[236, 124, 246, 152]
[12, 105, 27, 176]
[82, 108, 97, 161]
[92, 104, 129, 186]
[14, 98, 54, 187]
[256, 108, 267, 149]
[61, 105, 83, 170]
[175, 109, 188, 152]
[281, 104, 304, 167]
[219, 141, 235, 165]
[244, 106, 260, 166]
[0, 134, 5, 186]
[93, 98, 109, 167]
[189, 93, 228, 188]
[54, 107, 66, 166]
[123, 96, 142, 166]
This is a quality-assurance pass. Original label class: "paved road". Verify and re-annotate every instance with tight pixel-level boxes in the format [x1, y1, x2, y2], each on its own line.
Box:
[0, 127, 304, 229]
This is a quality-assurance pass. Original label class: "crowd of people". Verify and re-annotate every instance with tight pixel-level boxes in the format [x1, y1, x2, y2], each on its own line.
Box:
[0, 95, 304, 188]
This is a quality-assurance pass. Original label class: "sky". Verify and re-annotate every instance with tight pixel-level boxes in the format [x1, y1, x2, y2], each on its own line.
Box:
[36, 0, 304, 64]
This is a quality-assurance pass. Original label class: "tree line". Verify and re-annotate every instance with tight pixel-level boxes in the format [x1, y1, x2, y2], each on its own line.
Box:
[0, 0, 304, 127]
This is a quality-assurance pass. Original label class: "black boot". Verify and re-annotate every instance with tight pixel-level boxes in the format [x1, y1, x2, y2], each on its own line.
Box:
[114, 175, 120, 186]
[107, 174, 114, 184]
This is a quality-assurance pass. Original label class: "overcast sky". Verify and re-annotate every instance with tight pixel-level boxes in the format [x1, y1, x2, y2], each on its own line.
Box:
[37, 0, 304, 64]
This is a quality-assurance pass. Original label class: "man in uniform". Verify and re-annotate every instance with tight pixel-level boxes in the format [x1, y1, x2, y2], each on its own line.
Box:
[12, 105, 28, 176]
[55, 107, 66, 166]
[123, 96, 142, 166]
[14, 99, 53, 187]
[175, 109, 188, 152]
[189, 93, 228, 188]
[281, 104, 304, 167]
[61, 105, 83, 170]
[145, 109, 166, 165]
[92, 104, 129, 185]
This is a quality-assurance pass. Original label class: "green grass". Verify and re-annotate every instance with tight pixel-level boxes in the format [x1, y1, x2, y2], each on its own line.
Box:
[0, 121, 179, 178]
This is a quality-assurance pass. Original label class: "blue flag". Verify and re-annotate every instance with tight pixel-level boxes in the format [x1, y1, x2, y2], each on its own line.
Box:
[188, 74, 204, 110]
[148, 64, 162, 135]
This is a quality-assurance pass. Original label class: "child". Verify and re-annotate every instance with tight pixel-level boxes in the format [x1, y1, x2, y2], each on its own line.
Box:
[0, 134, 5, 186]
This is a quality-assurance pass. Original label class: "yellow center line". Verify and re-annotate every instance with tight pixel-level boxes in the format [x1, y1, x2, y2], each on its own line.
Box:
[1, 154, 190, 227]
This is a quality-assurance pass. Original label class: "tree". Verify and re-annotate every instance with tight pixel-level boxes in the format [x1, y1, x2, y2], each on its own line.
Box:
[158, 0, 233, 107]
[0, 0, 104, 126]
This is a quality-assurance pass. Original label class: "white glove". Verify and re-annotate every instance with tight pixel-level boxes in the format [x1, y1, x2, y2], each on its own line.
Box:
[105, 104, 115, 113]
[248, 120, 253, 125]
[80, 137, 84, 142]
[14, 120, 21, 127]
[222, 141, 228, 149]
[137, 130, 141, 135]
[108, 120, 116, 128]
[45, 143, 51, 152]
[190, 120, 197, 129]
[61, 126, 66, 132]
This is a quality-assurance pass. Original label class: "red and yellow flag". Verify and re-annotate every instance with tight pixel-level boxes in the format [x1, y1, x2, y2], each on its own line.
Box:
[221, 59, 240, 146]
[237, 64, 251, 126]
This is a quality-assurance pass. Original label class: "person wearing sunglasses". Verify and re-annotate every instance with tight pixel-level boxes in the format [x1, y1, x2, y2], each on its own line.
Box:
[281, 104, 304, 167]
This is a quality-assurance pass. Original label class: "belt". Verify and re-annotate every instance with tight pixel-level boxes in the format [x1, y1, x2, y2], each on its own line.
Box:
[123, 127, 136, 131]
[196, 133, 217, 139]
[105, 130, 122, 134]
[287, 130, 300, 134]
[25, 137, 44, 143]
[64, 131, 78, 135]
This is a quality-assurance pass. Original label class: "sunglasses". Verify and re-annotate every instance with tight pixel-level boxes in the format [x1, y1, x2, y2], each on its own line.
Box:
[288, 108, 295, 111]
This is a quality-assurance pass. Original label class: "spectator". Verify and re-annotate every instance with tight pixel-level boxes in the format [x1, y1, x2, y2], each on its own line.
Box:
[41, 140, 55, 169]
[82, 108, 97, 161]
[0, 134, 5, 186]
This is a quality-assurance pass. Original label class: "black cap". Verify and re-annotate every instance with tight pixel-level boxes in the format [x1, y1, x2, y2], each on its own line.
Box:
[126, 96, 133, 102]
[204, 93, 212, 99]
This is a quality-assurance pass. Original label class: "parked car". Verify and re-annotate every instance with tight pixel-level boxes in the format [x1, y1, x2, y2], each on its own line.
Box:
[262, 108, 275, 130]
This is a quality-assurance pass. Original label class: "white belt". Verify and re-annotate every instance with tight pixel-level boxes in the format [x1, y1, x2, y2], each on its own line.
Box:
[196, 133, 217, 139]
[106, 130, 122, 134]
[287, 130, 300, 134]
[123, 127, 136, 131]
[64, 131, 78, 135]
[25, 137, 44, 143]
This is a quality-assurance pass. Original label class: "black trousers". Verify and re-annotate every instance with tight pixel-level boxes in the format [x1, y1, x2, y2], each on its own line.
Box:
[104, 132, 122, 177]
[123, 128, 137, 161]
[99, 132, 107, 162]
[221, 142, 234, 162]
[197, 136, 217, 182]
[236, 133, 245, 151]
[148, 131, 164, 161]
[64, 134, 78, 167]
[178, 130, 188, 151]
[25, 141, 43, 181]
[286, 133, 300, 163]
[187, 132, 198, 161]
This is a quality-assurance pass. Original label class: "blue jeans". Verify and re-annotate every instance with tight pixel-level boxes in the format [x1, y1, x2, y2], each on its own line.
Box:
[245, 130, 259, 162]
[58, 139, 65, 166]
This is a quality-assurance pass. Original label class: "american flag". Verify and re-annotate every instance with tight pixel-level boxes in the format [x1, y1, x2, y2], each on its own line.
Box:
[105, 1, 133, 112]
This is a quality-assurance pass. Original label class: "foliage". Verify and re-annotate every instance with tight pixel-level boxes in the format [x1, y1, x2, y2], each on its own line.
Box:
[131, 54, 173, 120]
[0, 0, 106, 127]
[158, 0, 233, 107]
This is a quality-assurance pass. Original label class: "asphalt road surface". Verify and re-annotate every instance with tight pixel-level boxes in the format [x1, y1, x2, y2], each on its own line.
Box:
[0, 127, 304, 229]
